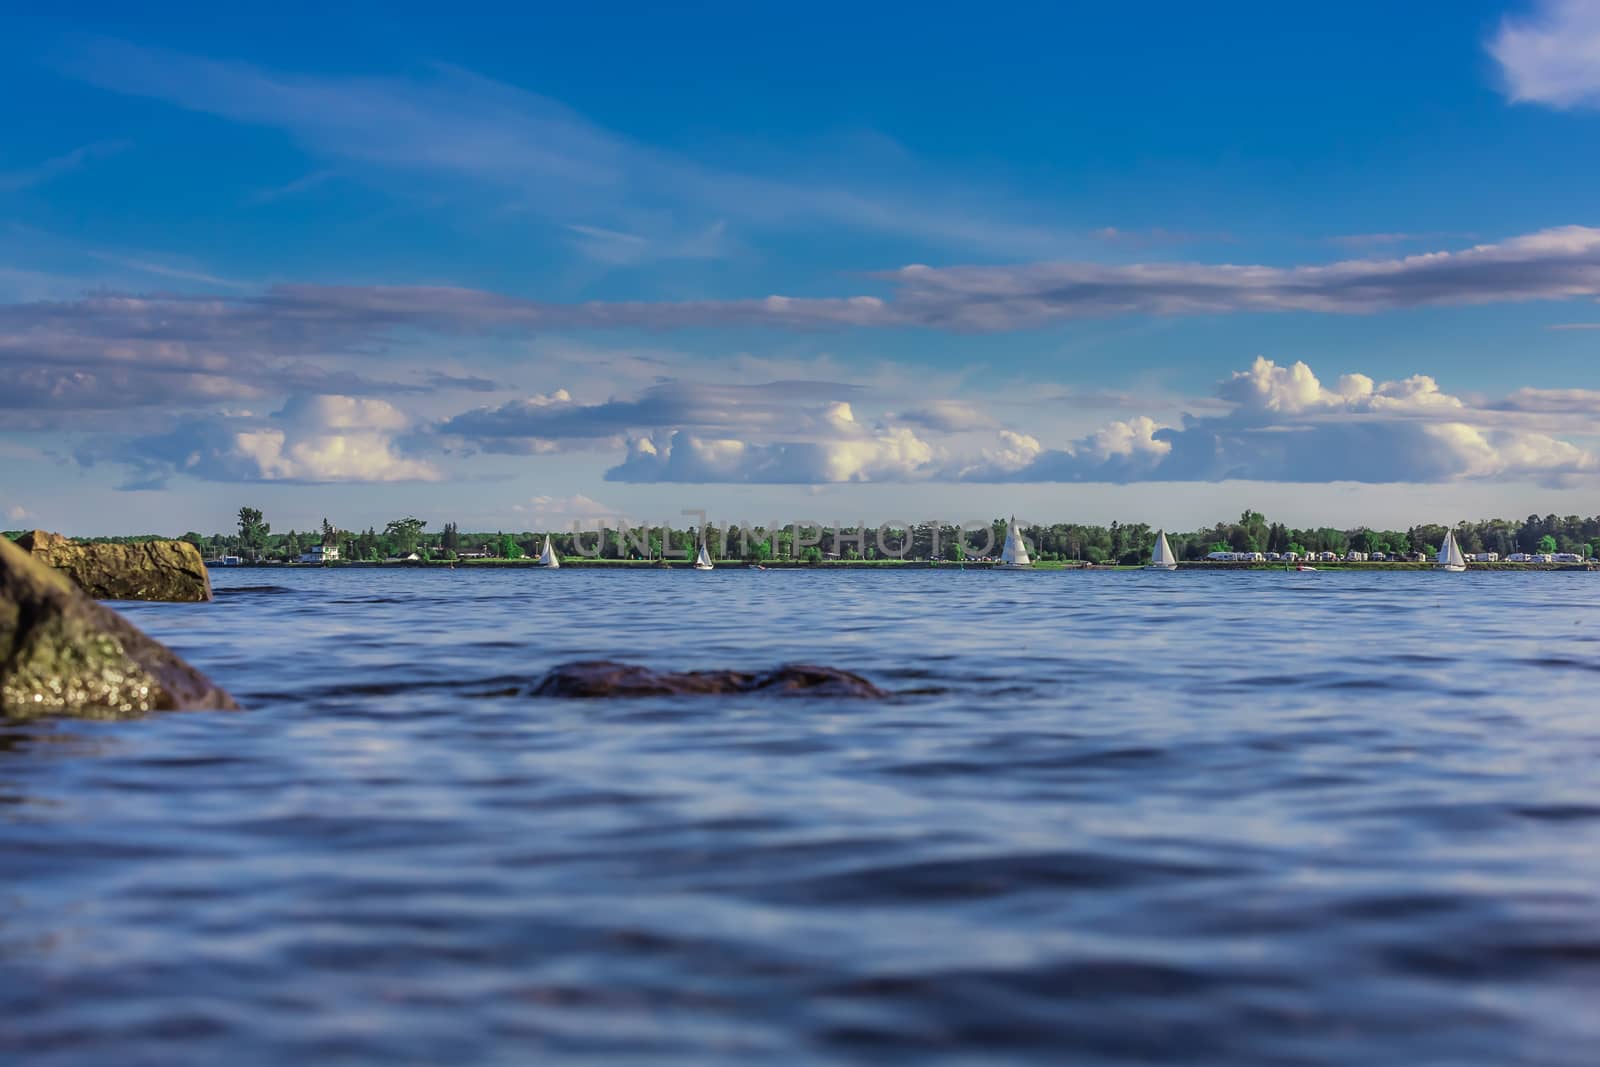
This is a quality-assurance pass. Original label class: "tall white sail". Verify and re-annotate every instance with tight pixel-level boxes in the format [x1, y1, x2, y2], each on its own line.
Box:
[1000, 516, 1031, 568]
[694, 538, 714, 570]
[1146, 530, 1177, 570]
[537, 535, 560, 568]
[1437, 529, 1465, 572]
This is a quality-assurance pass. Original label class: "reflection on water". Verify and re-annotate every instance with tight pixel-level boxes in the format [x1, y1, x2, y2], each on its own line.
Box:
[2, 568, 1598, 1064]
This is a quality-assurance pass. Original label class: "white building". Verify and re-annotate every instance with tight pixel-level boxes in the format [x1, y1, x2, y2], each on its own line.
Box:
[299, 544, 339, 564]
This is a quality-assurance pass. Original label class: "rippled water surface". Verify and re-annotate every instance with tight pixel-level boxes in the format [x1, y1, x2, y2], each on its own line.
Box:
[4, 567, 1599, 1064]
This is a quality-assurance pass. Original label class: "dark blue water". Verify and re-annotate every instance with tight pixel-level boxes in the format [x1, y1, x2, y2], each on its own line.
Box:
[3, 568, 1599, 1065]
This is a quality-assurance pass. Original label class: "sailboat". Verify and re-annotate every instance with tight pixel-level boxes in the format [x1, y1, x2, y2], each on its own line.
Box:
[693, 534, 714, 571]
[998, 517, 1032, 570]
[1143, 530, 1178, 571]
[535, 534, 560, 569]
[1436, 529, 1467, 573]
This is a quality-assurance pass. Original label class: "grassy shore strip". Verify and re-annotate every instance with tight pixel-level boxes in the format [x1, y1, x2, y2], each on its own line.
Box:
[270, 558, 1596, 571]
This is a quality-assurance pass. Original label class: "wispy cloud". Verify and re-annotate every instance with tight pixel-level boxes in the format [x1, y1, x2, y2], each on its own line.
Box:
[25, 223, 1600, 340]
[0, 140, 129, 193]
[437, 380, 867, 454]
[59, 39, 1081, 258]
[86, 252, 252, 290]
[246, 169, 338, 204]
[1489, 0, 1600, 109]
[6, 226, 1600, 421]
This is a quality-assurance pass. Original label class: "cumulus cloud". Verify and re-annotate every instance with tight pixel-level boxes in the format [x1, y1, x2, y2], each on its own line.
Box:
[125, 394, 440, 486]
[1490, 0, 1600, 109]
[604, 422, 938, 484]
[963, 357, 1598, 485]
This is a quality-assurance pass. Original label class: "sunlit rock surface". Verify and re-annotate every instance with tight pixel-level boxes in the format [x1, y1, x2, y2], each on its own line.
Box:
[14, 530, 213, 603]
[0, 537, 238, 718]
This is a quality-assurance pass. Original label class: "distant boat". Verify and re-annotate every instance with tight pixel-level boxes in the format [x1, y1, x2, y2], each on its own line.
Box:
[1436, 529, 1467, 573]
[693, 537, 714, 571]
[535, 535, 560, 569]
[998, 516, 1032, 570]
[1144, 530, 1178, 571]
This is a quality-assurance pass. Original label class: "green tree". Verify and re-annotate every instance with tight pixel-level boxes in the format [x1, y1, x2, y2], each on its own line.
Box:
[384, 517, 427, 556]
[499, 533, 524, 560]
[237, 506, 270, 560]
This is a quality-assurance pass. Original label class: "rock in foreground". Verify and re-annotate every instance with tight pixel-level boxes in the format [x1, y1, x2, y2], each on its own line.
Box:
[14, 530, 212, 602]
[531, 660, 887, 699]
[1, 537, 238, 718]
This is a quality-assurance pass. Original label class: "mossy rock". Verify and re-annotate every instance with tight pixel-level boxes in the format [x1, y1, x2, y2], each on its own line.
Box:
[14, 530, 212, 602]
[1, 537, 238, 719]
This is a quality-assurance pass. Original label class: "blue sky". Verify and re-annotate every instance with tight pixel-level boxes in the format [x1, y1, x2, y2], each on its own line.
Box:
[4, 1, 1600, 535]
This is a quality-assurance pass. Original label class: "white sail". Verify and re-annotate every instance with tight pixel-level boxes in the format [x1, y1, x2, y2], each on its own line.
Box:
[694, 539, 714, 570]
[1150, 530, 1176, 568]
[1000, 516, 1031, 568]
[1437, 529, 1465, 571]
[537, 535, 560, 568]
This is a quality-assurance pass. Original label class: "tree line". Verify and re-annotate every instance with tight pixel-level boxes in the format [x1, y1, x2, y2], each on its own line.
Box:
[13, 507, 1597, 564]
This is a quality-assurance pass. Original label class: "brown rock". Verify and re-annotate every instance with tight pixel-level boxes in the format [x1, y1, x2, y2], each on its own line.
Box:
[0, 536, 238, 719]
[15, 530, 212, 602]
[531, 660, 887, 699]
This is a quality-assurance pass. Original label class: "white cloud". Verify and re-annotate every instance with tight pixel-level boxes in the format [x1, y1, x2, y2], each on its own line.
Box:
[1218, 357, 1463, 418]
[512, 493, 625, 527]
[606, 422, 939, 484]
[1490, 0, 1600, 109]
[969, 358, 1598, 486]
[5, 504, 33, 522]
[127, 394, 440, 485]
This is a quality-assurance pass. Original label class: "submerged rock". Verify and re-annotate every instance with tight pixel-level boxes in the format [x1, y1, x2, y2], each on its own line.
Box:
[532, 660, 887, 699]
[0, 537, 238, 718]
[14, 531, 213, 602]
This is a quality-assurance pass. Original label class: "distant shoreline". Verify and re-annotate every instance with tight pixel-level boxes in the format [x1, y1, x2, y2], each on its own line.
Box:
[217, 559, 1599, 572]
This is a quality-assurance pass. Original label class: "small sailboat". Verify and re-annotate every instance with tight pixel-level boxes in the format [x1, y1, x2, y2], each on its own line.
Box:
[1436, 529, 1467, 573]
[693, 535, 714, 571]
[998, 516, 1032, 570]
[535, 534, 560, 569]
[1143, 530, 1178, 571]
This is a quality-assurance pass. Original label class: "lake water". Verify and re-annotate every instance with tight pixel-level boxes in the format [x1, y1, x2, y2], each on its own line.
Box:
[3, 567, 1598, 1065]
